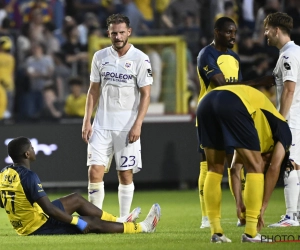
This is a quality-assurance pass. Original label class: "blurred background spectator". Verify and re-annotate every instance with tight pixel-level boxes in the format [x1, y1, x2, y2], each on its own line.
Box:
[0, 0, 294, 123]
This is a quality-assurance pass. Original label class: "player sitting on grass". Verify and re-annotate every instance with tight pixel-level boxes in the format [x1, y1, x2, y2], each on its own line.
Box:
[0, 137, 161, 236]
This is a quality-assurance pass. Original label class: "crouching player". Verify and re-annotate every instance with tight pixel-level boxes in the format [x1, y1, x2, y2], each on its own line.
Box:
[0, 137, 161, 235]
[197, 85, 291, 243]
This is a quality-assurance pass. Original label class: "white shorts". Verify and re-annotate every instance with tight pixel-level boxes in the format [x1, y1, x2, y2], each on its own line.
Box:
[290, 128, 300, 165]
[87, 129, 142, 174]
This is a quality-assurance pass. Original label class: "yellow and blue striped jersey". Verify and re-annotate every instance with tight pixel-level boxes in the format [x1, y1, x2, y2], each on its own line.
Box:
[0, 165, 48, 235]
[197, 44, 242, 101]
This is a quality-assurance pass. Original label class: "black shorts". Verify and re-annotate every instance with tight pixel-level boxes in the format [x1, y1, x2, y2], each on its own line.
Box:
[30, 199, 82, 235]
[197, 90, 260, 154]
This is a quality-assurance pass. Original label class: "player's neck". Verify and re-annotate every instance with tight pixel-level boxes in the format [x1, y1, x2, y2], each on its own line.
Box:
[277, 36, 291, 50]
[211, 41, 228, 52]
[114, 43, 131, 57]
[13, 161, 30, 169]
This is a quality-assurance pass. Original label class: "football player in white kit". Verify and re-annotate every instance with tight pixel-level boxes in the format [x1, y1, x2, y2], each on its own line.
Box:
[264, 12, 300, 227]
[82, 14, 153, 217]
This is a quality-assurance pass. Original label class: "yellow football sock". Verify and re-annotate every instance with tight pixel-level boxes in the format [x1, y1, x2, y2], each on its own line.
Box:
[101, 211, 117, 222]
[244, 173, 264, 238]
[204, 172, 223, 235]
[199, 161, 208, 217]
[123, 222, 142, 233]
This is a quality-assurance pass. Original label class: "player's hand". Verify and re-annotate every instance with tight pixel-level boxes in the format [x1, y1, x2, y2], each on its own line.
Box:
[257, 207, 266, 231]
[82, 122, 92, 143]
[236, 202, 246, 226]
[128, 124, 141, 143]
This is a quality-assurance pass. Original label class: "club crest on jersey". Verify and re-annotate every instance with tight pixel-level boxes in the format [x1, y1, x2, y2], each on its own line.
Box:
[124, 60, 133, 70]
[284, 62, 291, 70]
[88, 153, 92, 159]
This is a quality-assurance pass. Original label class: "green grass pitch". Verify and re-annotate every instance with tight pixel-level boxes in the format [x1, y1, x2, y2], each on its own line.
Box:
[1, 188, 299, 250]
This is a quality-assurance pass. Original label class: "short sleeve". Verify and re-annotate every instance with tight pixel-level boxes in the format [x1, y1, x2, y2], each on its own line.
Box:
[281, 54, 298, 83]
[21, 171, 47, 203]
[90, 52, 101, 83]
[136, 56, 153, 88]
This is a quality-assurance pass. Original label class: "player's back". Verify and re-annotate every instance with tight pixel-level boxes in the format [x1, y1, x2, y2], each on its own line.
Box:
[0, 165, 48, 235]
[213, 85, 290, 153]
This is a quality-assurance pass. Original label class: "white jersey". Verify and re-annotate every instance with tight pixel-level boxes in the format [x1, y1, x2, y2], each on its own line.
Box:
[90, 45, 153, 131]
[273, 41, 300, 129]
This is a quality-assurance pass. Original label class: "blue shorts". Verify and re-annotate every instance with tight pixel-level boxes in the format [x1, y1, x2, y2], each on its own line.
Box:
[30, 199, 82, 235]
[197, 90, 260, 154]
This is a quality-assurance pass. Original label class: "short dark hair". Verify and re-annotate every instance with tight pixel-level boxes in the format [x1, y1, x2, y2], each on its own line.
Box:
[264, 12, 293, 35]
[8, 137, 31, 162]
[106, 13, 130, 28]
[214, 17, 235, 30]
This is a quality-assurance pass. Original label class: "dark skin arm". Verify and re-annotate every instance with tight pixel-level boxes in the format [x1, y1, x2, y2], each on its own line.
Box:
[0, 197, 3, 208]
[36, 196, 89, 233]
[257, 142, 286, 231]
[211, 74, 275, 88]
[230, 152, 246, 225]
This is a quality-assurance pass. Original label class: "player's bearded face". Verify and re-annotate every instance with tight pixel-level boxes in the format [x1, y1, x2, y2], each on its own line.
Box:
[108, 23, 131, 50]
[264, 25, 277, 46]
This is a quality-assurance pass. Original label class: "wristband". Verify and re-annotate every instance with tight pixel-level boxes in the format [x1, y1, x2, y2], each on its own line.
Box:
[70, 216, 79, 225]
[76, 218, 88, 231]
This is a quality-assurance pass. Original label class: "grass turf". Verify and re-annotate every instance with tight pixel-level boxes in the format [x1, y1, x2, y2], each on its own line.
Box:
[1, 188, 299, 250]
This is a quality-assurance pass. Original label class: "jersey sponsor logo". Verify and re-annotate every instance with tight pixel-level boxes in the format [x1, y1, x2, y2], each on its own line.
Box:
[3, 174, 16, 183]
[284, 62, 291, 70]
[124, 60, 133, 69]
[225, 76, 238, 82]
[101, 72, 133, 82]
[147, 68, 152, 77]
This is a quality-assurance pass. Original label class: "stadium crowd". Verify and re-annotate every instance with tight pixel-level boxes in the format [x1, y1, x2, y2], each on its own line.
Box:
[0, 0, 298, 123]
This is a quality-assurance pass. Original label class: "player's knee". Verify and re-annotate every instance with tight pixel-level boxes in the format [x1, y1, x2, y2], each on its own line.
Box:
[117, 170, 133, 184]
[88, 165, 105, 181]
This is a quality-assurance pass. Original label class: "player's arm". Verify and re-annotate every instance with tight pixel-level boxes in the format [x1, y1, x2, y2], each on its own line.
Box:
[36, 196, 88, 232]
[230, 152, 246, 224]
[279, 80, 295, 119]
[261, 142, 286, 216]
[82, 81, 100, 143]
[128, 85, 151, 143]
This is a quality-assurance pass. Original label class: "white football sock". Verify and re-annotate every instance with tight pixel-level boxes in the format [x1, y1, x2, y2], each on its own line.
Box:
[118, 182, 135, 217]
[284, 170, 299, 219]
[297, 170, 300, 215]
[88, 181, 104, 209]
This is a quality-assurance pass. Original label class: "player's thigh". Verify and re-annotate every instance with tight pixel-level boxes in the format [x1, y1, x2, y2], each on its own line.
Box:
[112, 131, 141, 172]
[87, 129, 114, 167]
[197, 91, 224, 150]
[289, 128, 300, 166]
